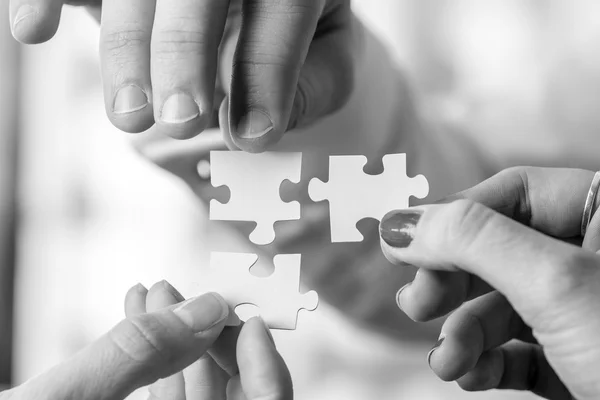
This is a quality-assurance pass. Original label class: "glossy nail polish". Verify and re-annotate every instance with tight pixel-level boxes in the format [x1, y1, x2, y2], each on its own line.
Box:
[161, 93, 200, 124]
[234, 109, 273, 139]
[380, 209, 423, 248]
[113, 85, 148, 114]
[427, 337, 444, 366]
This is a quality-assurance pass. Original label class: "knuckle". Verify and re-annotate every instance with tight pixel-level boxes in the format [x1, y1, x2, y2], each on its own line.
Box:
[435, 199, 494, 252]
[109, 316, 173, 365]
[101, 28, 149, 59]
[496, 166, 533, 224]
[540, 251, 599, 301]
[152, 28, 217, 58]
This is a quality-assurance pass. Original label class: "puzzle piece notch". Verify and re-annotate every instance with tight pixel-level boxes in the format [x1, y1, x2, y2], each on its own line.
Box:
[209, 151, 302, 245]
[308, 154, 429, 242]
[208, 252, 318, 330]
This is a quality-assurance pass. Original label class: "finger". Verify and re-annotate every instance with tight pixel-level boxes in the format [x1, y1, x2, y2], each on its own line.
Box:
[428, 291, 533, 382]
[379, 201, 600, 323]
[218, 97, 240, 150]
[447, 167, 594, 238]
[15, 293, 229, 400]
[183, 354, 228, 400]
[146, 281, 187, 400]
[396, 167, 595, 329]
[150, 0, 230, 140]
[125, 283, 148, 317]
[228, 0, 326, 152]
[208, 324, 243, 376]
[10, 0, 63, 44]
[283, 3, 354, 133]
[455, 341, 571, 399]
[236, 317, 292, 400]
[99, 0, 156, 133]
[397, 269, 492, 322]
[226, 375, 247, 400]
[582, 194, 600, 252]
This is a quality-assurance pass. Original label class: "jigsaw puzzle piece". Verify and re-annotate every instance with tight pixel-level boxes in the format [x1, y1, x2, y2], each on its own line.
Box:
[209, 151, 302, 245]
[208, 252, 318, 330]
[308, 154, 429, 243]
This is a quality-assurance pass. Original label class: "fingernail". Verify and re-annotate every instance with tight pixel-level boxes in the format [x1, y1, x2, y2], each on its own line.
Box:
[396, 282, 411, 310]
[135, 283, 148, 293]
[12, 5, 37, 34]
[160, 280, 185, 303]
[380, 209, 423, 248]
[113, 85, 148, 114]
[258, 316, 275, 345]
[234, 109, 273, 139]
[160, 93, 200, 124]
[427, 337, 444, 367]
[173, 292, 229, 333]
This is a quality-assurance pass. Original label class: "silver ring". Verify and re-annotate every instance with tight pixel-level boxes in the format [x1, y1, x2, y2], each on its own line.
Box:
[581, 171, 600, 237]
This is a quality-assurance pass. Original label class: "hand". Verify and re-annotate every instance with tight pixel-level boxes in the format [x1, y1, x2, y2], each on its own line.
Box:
[9, 0, 355, 152]
[380, 167, 600, 399]
[1, 281, 292, 400]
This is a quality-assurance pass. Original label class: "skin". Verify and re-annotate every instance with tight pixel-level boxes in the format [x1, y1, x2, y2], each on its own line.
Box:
[0, 282, 292, 400]
[9, 0, 354, 152]
[381, 167, 600, 400]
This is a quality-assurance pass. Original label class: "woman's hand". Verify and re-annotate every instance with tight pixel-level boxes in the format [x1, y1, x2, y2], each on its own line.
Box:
[380, 167, 600, 399]
[9, 0, 355, 152]
[1, 281, 292, 400]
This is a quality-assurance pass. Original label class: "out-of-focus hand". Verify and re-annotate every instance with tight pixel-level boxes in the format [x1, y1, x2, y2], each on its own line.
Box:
[380, 167, 600, 399]
[0, 282, 292, 400]
[9, 0, 355, 152]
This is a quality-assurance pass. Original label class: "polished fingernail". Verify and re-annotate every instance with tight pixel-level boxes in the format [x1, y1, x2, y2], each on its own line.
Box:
[173, 292, 229, 333]
[12, 5, 37, 34]
[160, 93, 200, 124]
[380, 209, 423, 248]
[396, 282, 411, 310]
[160, 280, 185, 303]
[427, 337, 444, 367]
[234, 109, 273, 139]
[113, 85, 148, 114]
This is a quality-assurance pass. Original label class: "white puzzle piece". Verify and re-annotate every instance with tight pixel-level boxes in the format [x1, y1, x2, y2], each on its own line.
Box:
[208, 252, 319, 330]
[210, 151, 302, 245]
[308, 154, 429, 242]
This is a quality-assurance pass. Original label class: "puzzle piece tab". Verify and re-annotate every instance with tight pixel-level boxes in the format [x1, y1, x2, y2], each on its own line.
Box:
[210, 151, 302, 245]
[208, 252, 318, 330]
[308, 154, 429, 242]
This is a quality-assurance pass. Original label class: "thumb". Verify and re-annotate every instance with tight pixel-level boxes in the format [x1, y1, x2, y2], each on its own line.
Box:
[379, 201, 600, 323]
[14, 293, 229, 400]
[226, 317, 293, 400]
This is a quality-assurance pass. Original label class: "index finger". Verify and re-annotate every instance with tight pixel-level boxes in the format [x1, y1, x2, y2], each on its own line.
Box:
[228, 0, 324, 151]
[447, 167, 594, 238]
[380, 200, 600, 324]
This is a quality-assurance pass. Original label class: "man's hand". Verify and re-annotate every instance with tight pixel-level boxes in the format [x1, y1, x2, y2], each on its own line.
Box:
[1, 282, 292, 400]
[9, 0, 355, 152]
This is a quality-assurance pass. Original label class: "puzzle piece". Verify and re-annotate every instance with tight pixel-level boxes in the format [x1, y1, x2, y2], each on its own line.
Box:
[210, 151, 302, 245]
[208, 252, 319, 330]
[308, 154, 429, 242]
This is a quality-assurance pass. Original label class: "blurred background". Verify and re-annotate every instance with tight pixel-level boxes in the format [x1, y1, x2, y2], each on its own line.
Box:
[3, 0, 600, 398]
